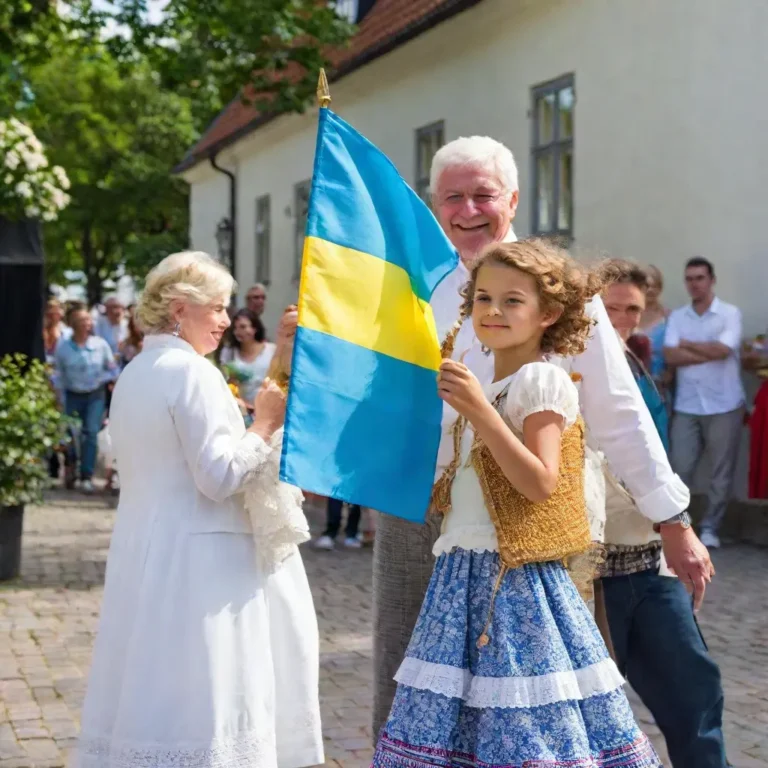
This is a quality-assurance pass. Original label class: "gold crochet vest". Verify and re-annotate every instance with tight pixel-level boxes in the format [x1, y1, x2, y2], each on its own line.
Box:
[432, 386, 592, 572]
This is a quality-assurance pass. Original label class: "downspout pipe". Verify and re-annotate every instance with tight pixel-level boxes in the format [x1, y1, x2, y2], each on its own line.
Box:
[209, 153, 237, 281]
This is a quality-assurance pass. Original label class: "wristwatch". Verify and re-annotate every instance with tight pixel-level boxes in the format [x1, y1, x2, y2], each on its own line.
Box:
[652, 511, 692, 533]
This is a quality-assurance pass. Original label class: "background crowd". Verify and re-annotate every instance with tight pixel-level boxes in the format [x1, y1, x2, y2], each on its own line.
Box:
[42, 257, 768, 546]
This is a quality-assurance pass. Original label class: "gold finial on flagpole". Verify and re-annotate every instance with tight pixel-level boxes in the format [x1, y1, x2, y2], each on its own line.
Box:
[317, 68, 331, 108]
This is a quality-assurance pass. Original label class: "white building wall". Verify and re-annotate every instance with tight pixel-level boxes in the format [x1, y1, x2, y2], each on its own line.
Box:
[184, 0, 768, 493]
[185, 0, 768, 336]
[186, 167, 231, 268]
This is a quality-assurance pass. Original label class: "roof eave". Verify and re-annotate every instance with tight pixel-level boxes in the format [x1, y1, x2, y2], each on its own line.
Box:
[173, 0, 484, 175]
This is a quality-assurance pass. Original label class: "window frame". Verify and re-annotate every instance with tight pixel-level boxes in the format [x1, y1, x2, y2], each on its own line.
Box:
[415, 120, 445, 203]
[293, 179, 312, 282]
[531, 74, 575, 241]
[255, 194, 271, 286]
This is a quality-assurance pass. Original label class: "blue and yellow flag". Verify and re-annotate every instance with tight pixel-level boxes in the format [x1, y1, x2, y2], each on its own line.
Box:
[279, 108, 459, 522]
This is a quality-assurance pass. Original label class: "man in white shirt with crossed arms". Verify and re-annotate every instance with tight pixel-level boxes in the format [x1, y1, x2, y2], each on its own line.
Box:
[664, 256, 745, 550]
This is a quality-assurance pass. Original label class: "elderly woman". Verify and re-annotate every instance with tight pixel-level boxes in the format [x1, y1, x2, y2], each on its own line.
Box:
[75, 252, 322, 768]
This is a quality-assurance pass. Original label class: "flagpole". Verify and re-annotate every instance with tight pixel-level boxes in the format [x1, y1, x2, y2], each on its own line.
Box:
[265, 70, 332, 395]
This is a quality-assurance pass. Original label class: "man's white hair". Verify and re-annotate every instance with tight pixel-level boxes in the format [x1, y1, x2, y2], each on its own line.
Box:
[430, 136, 519, 198]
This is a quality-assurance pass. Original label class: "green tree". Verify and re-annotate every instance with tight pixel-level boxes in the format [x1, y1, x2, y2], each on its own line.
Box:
[4, 1, 354, 132]
[27, 46, 196, 304]
[3, 2, 354, 299]
[0, 0, 101, 116]
[106, 0, 354, 130]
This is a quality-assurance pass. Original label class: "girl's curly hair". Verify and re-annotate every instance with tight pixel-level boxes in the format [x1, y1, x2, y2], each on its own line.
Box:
[441, 238, 602, 359]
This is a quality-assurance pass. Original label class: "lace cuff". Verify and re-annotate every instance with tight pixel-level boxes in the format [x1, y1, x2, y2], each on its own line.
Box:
[242, 428, 310, 572]
[234, 432, 275, 487]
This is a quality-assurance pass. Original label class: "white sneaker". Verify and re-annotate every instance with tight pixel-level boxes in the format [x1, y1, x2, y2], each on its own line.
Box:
[699, 530, 721, 549]
[343, 536, 363, 549]
[314, 535, 335, 551]
[81, 479, 95, 495]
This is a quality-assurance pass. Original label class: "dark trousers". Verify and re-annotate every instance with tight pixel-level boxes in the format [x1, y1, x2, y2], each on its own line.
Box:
[602, 569, 727, 768]
[64, 388, 106, 480]
[323, 498, 361, 539]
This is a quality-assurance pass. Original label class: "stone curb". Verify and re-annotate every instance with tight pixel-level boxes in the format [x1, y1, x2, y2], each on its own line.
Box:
[690, 495, 768, 546]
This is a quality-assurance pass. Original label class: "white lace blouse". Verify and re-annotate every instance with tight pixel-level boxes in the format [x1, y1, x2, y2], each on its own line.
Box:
[434, 362, 582, 557]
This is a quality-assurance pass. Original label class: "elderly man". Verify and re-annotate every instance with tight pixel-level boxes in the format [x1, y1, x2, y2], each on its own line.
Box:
[246, 283, 267, 317]
[94, 296, 128, 357]
[372, 136, 714, 742]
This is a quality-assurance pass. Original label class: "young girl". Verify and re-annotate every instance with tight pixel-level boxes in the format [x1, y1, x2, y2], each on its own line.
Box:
[372, 240, 660, 768]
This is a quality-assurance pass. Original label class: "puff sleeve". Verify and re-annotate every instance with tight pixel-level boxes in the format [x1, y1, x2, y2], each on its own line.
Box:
[504, 362, 580, 432]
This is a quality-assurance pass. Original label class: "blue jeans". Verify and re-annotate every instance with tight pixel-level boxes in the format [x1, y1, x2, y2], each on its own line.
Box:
[323, 498, 361, 539]
[602, 569, 727, 768]
[65, 389, 106, 480]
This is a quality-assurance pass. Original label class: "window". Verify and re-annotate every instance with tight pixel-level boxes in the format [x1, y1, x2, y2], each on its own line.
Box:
[334, 0, 358, 22]
[415, 121, 445, 203]
[294, 179, 311, 281]
[255, 194, 270, 285]
[531, 76, 574, 240]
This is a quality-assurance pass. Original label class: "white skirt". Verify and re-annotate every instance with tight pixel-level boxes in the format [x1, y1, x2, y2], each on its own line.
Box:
[76, 525, 323, 768]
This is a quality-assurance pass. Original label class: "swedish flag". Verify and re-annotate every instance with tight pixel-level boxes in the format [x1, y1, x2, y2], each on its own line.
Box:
[279, 108, 459, 522]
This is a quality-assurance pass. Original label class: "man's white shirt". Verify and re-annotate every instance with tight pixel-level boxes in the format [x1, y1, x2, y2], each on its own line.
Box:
[664, 297, 744, 416]
[429, 227, 690, 524]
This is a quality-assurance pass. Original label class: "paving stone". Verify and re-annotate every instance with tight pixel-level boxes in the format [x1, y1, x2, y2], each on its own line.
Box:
[0, 491, 766, 768]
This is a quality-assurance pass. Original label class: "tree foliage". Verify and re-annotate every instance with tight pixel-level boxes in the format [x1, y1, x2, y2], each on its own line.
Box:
[1, 0, 355, 298]
[106, 0, 354, 129]
[27, 45, 196, 303]
[0, 0, 102, 117]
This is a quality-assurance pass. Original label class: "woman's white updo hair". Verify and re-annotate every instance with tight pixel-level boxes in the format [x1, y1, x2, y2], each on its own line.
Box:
[136, 251, 235, 333]
[429, 136, 519, 198]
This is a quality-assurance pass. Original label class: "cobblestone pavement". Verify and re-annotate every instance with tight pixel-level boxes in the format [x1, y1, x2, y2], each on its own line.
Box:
[1, 492, 767, 767]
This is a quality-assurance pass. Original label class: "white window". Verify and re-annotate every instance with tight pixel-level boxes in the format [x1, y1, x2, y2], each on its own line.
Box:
[255, 195, 270, 285]
[415, 121, 445, 203]
[294, 179, 311, 281]
[334, 0, 358, 23]
[532, 76, 574, 240]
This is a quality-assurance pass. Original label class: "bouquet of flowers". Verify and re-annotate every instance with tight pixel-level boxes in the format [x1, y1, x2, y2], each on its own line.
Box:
[222, 362, 250, 386]
[0, 118, 71, 222]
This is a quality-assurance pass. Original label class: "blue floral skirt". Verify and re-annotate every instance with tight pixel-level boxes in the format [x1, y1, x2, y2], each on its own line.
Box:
[373, 549, 661, 768]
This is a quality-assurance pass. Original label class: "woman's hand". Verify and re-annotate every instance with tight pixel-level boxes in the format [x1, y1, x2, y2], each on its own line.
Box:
[249, 378, 286, 441]
[437, 360, 491, 423]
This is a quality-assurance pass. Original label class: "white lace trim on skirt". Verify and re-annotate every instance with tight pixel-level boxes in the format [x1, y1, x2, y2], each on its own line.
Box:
[76, 730, 275, 768]
[394, 656, 625, 710]
[432, 524, 499, 557]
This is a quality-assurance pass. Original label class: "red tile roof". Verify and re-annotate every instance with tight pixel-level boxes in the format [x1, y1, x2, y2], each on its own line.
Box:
[176, 0, 483, 172]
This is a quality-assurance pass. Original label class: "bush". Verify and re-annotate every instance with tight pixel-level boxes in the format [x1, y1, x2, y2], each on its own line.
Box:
[0, 354, 69, 507]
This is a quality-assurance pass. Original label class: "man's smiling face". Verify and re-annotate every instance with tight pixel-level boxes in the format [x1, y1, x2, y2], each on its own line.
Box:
[434, 164, 518, 265]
